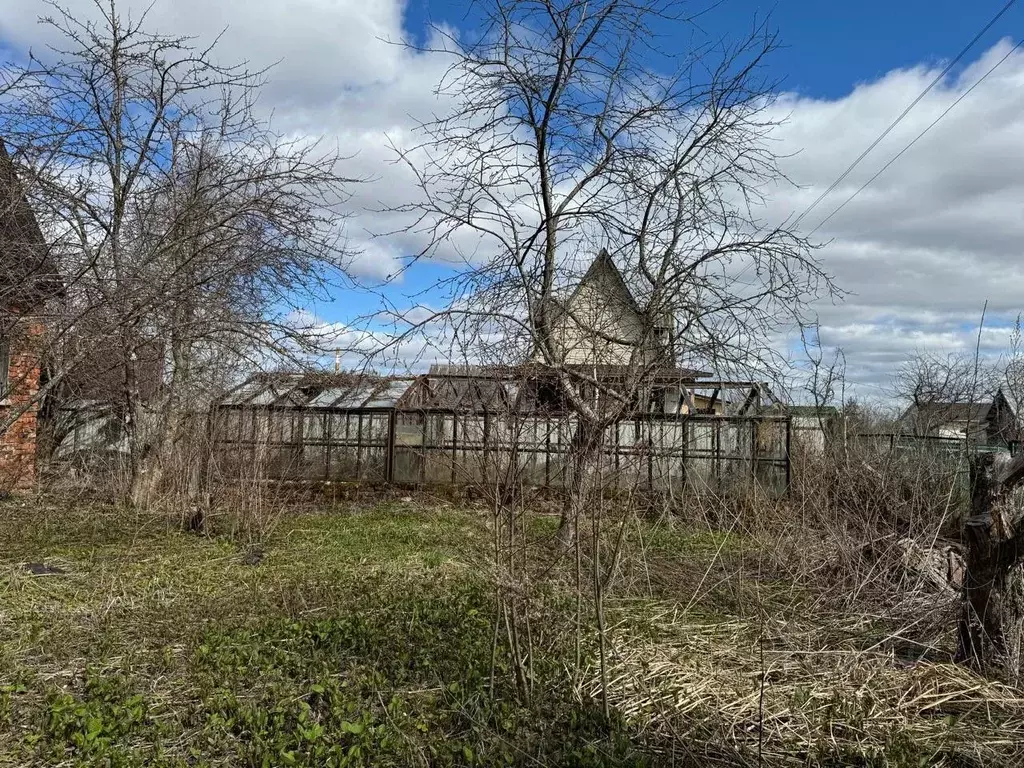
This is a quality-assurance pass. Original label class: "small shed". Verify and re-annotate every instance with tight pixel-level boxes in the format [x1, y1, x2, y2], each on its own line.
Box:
[786, 405, 840, 454]
[900, 390, 1019, 445]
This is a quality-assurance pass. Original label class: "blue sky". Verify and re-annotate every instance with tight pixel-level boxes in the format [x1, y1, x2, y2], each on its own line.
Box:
[332, 0, 1024, 391]
[695, 1, 1024, 98]
[4, 0, 1024, 400]
[401, 0, 1024, 99]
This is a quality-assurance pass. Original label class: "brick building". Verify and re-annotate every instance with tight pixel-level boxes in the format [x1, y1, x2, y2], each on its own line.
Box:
[0, 140, 62, 489]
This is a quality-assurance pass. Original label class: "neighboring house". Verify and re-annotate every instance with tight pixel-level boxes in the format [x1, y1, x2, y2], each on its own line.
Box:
[529, 249, 713, 413]
[527, 250, 781, 416]
[900, 390, 1019, 445]
[541, 249, 674, 368]
[0, 140, 62, 489]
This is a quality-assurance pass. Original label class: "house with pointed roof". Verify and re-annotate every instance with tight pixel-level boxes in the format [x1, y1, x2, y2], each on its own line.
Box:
[539, 248, 675, 370]
[415, 250, 773, 416]
[0, 140, 62, 488]
[900, 390, 1019, 445]
[528, 249, 720, 413]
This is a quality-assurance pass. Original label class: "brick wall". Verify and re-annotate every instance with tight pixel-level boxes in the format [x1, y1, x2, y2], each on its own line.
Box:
[0, 318, 45, 490]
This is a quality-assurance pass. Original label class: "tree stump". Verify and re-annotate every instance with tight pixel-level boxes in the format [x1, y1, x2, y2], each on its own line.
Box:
[957, 451, 1024, 672]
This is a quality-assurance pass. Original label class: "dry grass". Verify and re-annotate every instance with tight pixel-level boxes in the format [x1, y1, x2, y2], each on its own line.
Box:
[590, 609, 1024, 765]
[572, 441, 1024, 765]
[6, 447, 1024, 767]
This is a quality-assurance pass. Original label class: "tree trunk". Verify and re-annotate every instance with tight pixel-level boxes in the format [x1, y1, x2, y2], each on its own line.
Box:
[556, 419, 602, 548]
[129, 313, 192, 510]
[956, 451, 1023, 671]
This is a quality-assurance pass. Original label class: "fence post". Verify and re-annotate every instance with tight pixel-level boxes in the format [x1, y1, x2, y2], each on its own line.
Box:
[544, 416, 551, 487]
[385, 410, 396, 484]
[680, 415, 688, 492]
[784, 417, 792, 493]
[420, 413, 428, 484]
[647, 416, 654, 491]
[199, 405, 218, 510]
[451, 411, 458, 485]
[750, 419, 758, 487]
[483, 410, 490, 486]
[715, 419, 723, 493]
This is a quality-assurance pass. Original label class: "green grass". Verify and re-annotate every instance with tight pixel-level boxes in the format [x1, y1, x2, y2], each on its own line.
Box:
[0, 499, 648, 767]
[4, 496, 1024, 767]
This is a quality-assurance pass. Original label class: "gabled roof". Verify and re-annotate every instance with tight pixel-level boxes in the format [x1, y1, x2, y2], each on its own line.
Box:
[400, 371, 510, 410]
[566, 248, 644, 318]
[900, 390, 1018, 441]
[901, 391, 1010, 424]
[909, 402, 992, 423]
[0, 140, 62, 309]
[546, 248, 670, 328]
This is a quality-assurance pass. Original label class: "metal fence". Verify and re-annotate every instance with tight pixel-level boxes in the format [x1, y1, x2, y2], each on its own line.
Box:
[210, 406, 792, 495]
[853, 433, 1019, 456]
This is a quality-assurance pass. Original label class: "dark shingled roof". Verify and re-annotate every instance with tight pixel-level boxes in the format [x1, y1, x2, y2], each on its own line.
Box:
[909, 402, 991, 423]
[0, 139, 62, 309]
[901, 391, 1020, 443]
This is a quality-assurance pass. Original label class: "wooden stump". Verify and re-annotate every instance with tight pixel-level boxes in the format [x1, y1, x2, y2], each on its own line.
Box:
[957, 451, 1024, 671]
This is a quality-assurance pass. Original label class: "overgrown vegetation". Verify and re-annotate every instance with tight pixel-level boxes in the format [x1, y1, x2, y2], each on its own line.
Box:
[0, 499, 641, 767]
[4, 474, 1024, 766]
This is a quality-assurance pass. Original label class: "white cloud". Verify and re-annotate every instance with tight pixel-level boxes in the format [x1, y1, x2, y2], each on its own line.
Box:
[764, 39, 1024, 401]
[5, 3, 1024, 401]
[0, 0, 455, 278]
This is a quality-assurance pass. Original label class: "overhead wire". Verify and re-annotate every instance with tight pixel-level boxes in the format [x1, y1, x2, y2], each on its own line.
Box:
[728, 1, 1020, 286]
[791, 0, 1019, 229]
[810, 38, 1024, 235]
[687, 3, 1021, 393]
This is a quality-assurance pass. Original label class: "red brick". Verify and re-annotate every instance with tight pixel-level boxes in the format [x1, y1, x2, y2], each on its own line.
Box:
[0, 319, 45, 490]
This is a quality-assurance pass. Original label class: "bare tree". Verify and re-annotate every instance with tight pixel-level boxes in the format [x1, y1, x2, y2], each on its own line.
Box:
[0, 0, 356, 504]
[999, 315, 1024, 431]
[894, 351, 997, 438]
[387, 0, 835, 545]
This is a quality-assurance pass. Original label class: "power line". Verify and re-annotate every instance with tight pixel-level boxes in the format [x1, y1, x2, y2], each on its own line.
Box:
[724, 1, 1020, 289]
[721, 2, 1018, 334]
[792, 0, 1019, 229]
[810, 38, 1024, 235]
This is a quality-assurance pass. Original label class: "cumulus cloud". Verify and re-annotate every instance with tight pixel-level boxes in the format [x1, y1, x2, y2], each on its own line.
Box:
[767, 39, 1024, 399]
[4, 2, 1024, 399]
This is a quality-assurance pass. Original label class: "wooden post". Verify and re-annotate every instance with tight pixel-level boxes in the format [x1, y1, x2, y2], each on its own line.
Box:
[680, 415, 688, 493]
[482, 410, 490, 487]
[957, 451, 1022, 668]
[385, 410, 396, 484]
[544, 416, 551, 488]
[647, 416, 654, 492]
[784, 417, 792, 493]
[451, 411, 458, 485]
[750, 419, 758, 487]
[355, 412, 364, 480]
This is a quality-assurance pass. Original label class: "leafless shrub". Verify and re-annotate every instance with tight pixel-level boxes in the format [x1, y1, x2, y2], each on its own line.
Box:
[1, 0, 357, 507]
